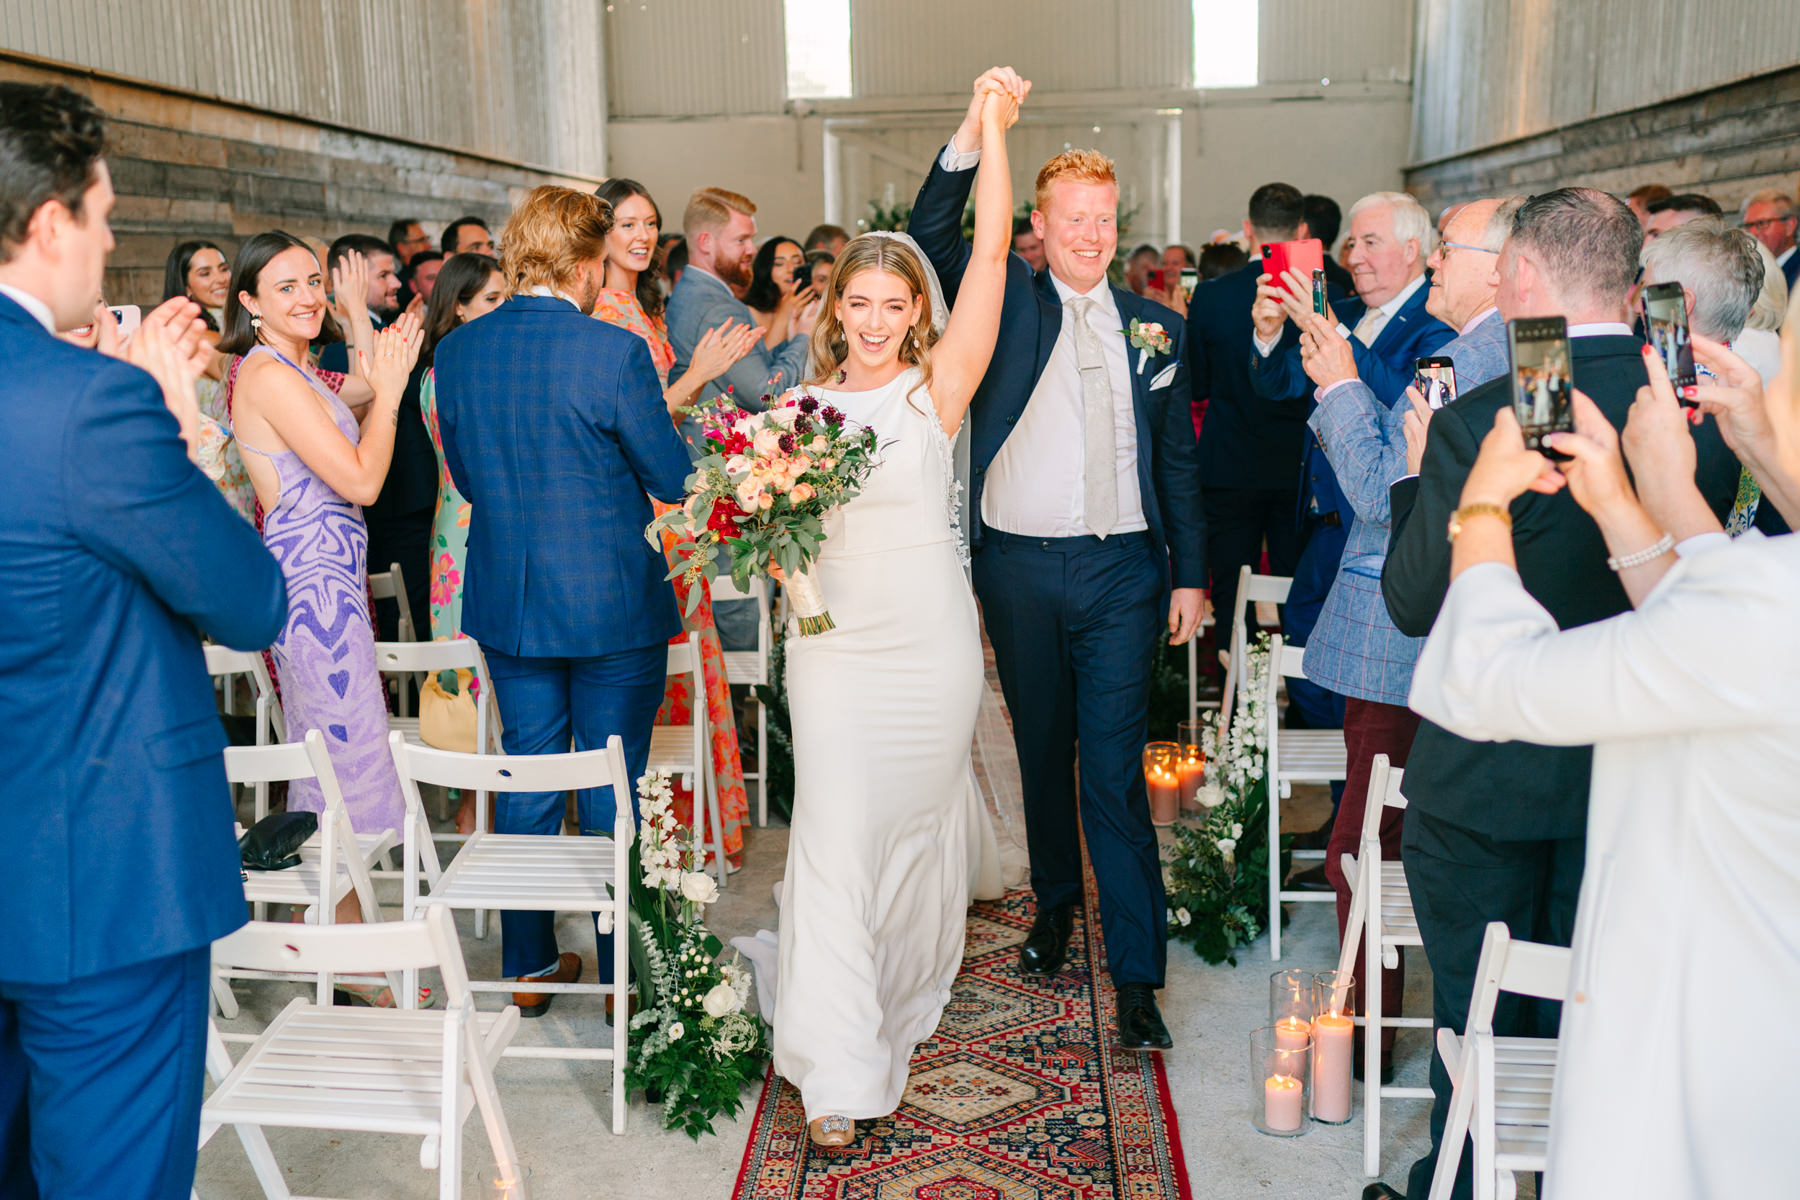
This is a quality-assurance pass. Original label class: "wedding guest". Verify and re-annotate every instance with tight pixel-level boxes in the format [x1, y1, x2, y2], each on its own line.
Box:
[1736, 239, 1790, 393]
[1, 82, 285, 1200]
[1375, 187, 1742, 1200]
[406, 249, 445, 304]
[226, 235, 425, 961]
[805, 248, 834, 293]
[388, 217, 432, 267]
[662, 233, 688, 290]
[441, 215, 494, 257]
[1125, 243, 1160, 294]
[1196, 241, 1246, 280]
[667, 187, 813, 435]
[1644, 191, 1721, 238]
[1010, 215, 1045, 272]
[1741, 187, 1798, 289]
[592, 175, 759, 869]
[163, 238, 230, 331]
[1304, 192, 1356, 295]
[1161, 242, 1195, 278]
[165, 239, 255, 519]
[317, 233, 402, 372]
[433, 185, 692, 1015]
[1407, 324, 1800, 1200]
[802, 222, 849, 255]
[1626, 182, 1672, 229]
[743, 234, 814, 347]
[1288, 195, 1519, 1078]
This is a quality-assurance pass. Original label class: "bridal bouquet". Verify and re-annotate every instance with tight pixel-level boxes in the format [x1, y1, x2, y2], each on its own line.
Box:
[625, 770, 767, 1137]
[647, 389, 882, 635]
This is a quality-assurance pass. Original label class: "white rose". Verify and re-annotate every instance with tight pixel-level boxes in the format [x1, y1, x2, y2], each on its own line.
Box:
[1231, 822, 1243, 839]
[702, 981, 741, 1018]
[680, 872, 720, 904]
[667, 1021, 684, 1042]
[1216, 837, 1237, 855]
[1176, 907, 1192, 926]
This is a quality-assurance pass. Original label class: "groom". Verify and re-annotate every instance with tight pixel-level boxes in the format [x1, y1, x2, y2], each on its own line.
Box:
[911, 68, 1208, 1049]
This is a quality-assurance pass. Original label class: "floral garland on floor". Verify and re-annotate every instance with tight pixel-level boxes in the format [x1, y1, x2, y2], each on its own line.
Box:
[625, 770, 769, 1137]
[1164, 633, 1288, 966]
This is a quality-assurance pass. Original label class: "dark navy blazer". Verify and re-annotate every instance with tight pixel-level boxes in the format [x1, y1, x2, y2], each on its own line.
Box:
[0, 294, 287, 984]
[908, 161, 1207, 591]
[433, 295, 693, 658]
[1186, 260, 1310, 492]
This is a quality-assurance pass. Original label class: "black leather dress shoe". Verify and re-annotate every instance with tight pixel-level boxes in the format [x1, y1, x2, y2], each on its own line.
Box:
[1115, 983, 1174, 1050]
[1018, 903, 1076, 978]
[1361, 1183, 1404, 1200]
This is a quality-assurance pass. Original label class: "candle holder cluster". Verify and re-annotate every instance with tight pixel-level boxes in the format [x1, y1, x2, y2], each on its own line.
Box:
[1250, 969, 1357, 1136]
[1143, 725, 1208, 828]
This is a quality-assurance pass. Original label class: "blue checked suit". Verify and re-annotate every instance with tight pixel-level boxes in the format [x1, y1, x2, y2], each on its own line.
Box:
[1301, 309, 1508, 703]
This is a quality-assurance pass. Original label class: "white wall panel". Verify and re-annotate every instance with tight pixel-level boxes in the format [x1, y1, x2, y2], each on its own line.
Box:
[0, 0, 607, 175]
[1257, 0, 1414, 84]
[605, 0, 785, 117]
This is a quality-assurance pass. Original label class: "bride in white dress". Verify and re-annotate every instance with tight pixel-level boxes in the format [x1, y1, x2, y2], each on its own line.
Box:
[772, 75, 1027, 1147]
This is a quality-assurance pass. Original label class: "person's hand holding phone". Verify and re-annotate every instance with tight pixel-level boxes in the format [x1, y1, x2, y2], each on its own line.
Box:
[1684, 331, 1775, 456]
[1620, 345, 1723, 543]
[1250, 275, 1288, 345]
[1297, 310, 1356, 389]
[1278, 267, 1334, 327]
[1402, 386, 1433, 476]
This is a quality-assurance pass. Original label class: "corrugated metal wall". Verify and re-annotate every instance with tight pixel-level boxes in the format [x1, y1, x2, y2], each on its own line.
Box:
[605, 0, 786, 117]
[1412, 0, 1800, 163]
[849, 0, 1191, 96]
[0, 0, 607, 175]
[1256, 0, 1414, 84]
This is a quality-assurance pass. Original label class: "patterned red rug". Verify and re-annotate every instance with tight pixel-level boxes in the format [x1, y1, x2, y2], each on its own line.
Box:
[731, 875, 1192, 1199]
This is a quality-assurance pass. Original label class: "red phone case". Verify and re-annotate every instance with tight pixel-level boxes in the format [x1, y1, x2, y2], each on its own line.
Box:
[1261, 239, 1325, 299]
[1144, 268, 1167, 293]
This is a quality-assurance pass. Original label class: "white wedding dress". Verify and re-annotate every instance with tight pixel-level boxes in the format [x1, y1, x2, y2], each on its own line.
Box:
[772, 366, 1004, 1122]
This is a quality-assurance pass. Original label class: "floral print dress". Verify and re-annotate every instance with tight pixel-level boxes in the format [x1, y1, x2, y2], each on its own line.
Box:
[417, 368, 471, 641]
[592, 287, 749, 868]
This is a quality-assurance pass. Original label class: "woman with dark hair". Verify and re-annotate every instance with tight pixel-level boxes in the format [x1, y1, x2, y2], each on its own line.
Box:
[225, 232, 429, 992]
[165, 239, 254, 518]
[805, 248, 835, 295]
[590, 177, 761, 870]
[743, 235, 813, 347]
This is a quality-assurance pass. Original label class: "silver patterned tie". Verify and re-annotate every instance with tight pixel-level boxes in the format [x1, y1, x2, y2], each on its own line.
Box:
[1065, 296, 1118, 539]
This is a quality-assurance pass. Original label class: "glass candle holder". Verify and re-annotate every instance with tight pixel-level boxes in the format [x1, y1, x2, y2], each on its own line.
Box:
[1143, 741, 1181, 826]
[1250, 1024, 1311, 1136]
[1270, 967, 1313, 1025]
[1310, 971, 1356, 1124]
[1175, 719, 1208, 811]
[473, 1162, 532, 1199]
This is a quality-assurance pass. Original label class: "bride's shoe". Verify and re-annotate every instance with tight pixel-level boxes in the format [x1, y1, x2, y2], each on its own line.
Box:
[808, 1114, 855, 1147]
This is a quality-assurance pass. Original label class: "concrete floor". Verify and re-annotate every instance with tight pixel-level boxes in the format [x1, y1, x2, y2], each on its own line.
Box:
[196, 785, 1440, 1200]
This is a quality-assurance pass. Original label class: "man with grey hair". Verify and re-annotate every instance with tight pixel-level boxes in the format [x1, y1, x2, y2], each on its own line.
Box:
[1372, 187, 1743, 1200]
[1640, 221, 1765, 343]
[1740, 187, 1798, 289]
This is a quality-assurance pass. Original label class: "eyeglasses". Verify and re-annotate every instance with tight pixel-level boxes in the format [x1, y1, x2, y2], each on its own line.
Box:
[1439, 241, 1499, 256]
[1742, 216, 1796, 231]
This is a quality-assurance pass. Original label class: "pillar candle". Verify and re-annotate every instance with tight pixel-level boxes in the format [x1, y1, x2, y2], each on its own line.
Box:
[1176, 754, 1205, 808]
[1263, 1072, 1303, 1131]
[1148, 768, 1180, 825]
[1311, 1011, 1354, 1122]
[1273, 1015, 1310, 1072]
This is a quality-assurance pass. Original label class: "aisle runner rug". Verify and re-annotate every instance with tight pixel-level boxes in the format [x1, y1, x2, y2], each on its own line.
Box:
[732, 875, 1192, 1199]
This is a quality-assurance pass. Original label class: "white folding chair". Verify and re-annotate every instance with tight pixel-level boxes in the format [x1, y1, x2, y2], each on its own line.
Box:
[647, 631, 727, 886]
[374, 638, 502, 850]
[1221, 566, 1293, 732]
[710, 574, 772, 826]
[204, 645, 286, 823]
[1264, 635, 1347, 960]
[390, 732, 634, 1133]
[369, 563, 420, 717]
[216, 731, 400, 1019]
[1429, 922, 1568, 1200]
[1336, 754, 1432, 1175]
[199, 907, 520, 1200]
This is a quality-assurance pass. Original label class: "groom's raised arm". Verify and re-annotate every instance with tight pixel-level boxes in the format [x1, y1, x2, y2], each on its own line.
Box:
[909, 148, 978, 304]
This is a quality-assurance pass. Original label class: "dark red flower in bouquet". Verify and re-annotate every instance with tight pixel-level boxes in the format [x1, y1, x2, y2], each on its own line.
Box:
[724, 430, 750, 455]
[821, 405, 844, 425]
[707, 496, 744, 534]
[778, 432, 797, 454]
[797, 396, 819, 415]
[793, 415, 813, 436]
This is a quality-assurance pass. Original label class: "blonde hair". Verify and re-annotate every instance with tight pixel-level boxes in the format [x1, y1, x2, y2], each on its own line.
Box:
[682, 187, 756, 239]
[500, 186, 612, 294]
[1034, 149, 1117, 213]
[806, 235, 938, 409]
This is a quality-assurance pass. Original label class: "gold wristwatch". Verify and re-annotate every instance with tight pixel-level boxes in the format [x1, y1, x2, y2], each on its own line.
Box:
[1446, 502, 1512, 542]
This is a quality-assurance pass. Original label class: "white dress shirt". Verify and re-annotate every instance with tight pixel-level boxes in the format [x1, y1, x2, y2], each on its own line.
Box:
[0, 282, 56, 334]
[981, 274, 1147, 538]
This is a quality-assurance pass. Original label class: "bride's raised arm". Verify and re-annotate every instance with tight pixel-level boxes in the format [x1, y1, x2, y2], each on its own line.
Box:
[929, 79, 1025, 436]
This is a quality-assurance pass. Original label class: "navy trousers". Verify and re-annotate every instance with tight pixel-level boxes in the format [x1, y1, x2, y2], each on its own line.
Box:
[1, 946, 211, 1200]
[482, 643, 665, 980]
[973, 526, 1168, 988]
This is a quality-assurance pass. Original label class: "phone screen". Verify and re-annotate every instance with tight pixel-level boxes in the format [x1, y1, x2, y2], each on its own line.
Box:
[1508, 317, 1574, 458]
[1179, 268, 1199, 301]
[1311, 269, 1326, 315]
[1414, 356, 1458, 410]
[1641, 281, 1698, 397]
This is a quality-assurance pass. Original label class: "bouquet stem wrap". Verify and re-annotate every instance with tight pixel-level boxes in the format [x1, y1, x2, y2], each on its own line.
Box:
[786, 566, 834, 636]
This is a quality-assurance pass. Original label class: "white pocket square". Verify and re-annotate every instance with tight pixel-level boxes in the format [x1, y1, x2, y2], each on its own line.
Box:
[1149, 363, 1179, 391]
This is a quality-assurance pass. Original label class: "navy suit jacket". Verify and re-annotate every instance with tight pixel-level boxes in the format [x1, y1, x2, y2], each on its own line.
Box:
[1186, 260, 1312, 491]
[1782, 249, 1799, 292]
[434, 295, 693, 658]
[908, 160, 1206, 591]
[0, 294, 287, 984]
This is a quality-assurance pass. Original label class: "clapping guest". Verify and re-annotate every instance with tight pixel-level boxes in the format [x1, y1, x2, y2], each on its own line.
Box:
[1407, 324, 1800, 1200]
[743, 234, 815, 347]
[433, 186, 692, 1016]
[164, 239, 255, 519]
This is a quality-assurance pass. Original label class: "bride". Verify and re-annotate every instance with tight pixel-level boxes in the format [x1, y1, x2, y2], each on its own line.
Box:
[772, 75, 1027, 1146]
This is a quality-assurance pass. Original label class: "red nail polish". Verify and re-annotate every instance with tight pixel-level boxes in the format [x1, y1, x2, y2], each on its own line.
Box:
[1682, 385, 1697, 397]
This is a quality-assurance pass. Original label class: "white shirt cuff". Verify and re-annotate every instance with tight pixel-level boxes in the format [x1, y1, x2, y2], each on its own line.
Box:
[1252, 331, 1279, 357]
[940, 139, 981, 171]
[1336, 322, 1353, 341]
[1674, 531, 1730, 558]
[1317, 378, 1358, 403]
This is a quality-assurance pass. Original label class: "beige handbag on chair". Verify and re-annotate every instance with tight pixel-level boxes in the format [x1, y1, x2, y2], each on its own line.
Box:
[418, 668, 479, 753]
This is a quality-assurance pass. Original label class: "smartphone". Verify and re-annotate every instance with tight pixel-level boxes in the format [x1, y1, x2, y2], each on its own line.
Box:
[1311, 269, 1327, 315]
[1640, 281, 1697, 400]
[1413, 355, 1458, 410]
[108, 304, 142, 338]
[793, 264, 811, 288]
[1179, 267, 1199, 301]
[1260, 238, 1325, 300]
[1144, 268, 1168, 294]
[1508, 317, 1574, 459]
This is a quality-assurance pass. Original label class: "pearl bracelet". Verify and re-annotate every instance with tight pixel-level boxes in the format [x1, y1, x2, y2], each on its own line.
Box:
[1606, 533, 1674, 573]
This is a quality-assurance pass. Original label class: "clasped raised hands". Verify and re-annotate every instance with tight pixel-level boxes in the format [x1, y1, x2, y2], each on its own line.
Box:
[356, 311, 424, 404]
[955, 67, 1031, 153]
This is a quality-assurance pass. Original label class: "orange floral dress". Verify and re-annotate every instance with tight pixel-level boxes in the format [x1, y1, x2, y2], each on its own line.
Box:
[593, 288, 748, 867]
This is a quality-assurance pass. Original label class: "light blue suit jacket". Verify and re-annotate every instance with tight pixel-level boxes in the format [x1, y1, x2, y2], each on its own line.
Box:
[1301, 308, 1509, 703]
[665, 267, 811, 448]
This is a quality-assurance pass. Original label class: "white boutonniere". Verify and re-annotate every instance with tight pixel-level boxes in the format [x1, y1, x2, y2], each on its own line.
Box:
[1124, 318, 1173, 374]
